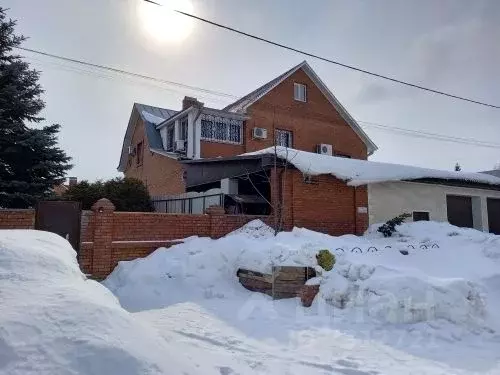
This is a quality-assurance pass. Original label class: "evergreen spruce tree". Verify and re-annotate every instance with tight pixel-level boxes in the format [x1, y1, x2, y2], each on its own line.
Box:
[0, 8, 71, 208]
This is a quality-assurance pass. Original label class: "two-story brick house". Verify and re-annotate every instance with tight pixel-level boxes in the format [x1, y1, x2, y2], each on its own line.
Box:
[118, 61, 378, 234]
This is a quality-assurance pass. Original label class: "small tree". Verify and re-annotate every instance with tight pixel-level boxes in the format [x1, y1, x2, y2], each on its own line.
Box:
[64, 178, 153, 212]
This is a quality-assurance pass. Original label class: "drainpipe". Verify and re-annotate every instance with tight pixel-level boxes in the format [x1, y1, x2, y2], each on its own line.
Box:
[192, 105, 204, 159]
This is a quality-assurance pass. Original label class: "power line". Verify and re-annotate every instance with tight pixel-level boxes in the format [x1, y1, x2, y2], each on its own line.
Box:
[16, 46, 238, 100]
[18, 46, 500, 149]
[359, 121, 500, 149]
[144, 0, 500, 110]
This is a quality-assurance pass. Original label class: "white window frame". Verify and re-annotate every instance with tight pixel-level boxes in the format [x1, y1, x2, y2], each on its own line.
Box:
[294, 82, 307, 102]
[275, 129, 293, 148]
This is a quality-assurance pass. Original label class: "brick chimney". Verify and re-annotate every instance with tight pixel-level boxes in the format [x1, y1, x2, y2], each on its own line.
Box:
[182, 96, 203, 110]
[68, 177, 78, 187]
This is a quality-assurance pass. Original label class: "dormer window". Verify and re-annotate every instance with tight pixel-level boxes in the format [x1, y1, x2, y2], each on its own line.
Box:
[294, 83, 307, 102]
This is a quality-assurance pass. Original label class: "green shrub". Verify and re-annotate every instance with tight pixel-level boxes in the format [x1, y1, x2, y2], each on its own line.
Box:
[316, 249, 335, 271]
[63, 177, 153, 212]
[377, 213, 411, 237]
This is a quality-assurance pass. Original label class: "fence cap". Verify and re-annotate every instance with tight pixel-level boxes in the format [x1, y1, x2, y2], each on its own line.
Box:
[91, 198, 115, 212]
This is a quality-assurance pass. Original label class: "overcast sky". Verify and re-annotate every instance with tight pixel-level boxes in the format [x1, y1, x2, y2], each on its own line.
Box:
[4, 0, 500, 180]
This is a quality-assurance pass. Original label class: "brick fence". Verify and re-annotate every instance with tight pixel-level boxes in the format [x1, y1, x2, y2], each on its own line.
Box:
[0, 209, 35, 229]
[79, 200, 272, 278]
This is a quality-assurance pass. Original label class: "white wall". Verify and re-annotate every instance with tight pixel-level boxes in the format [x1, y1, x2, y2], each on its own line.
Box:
[368, 181, 500, 232]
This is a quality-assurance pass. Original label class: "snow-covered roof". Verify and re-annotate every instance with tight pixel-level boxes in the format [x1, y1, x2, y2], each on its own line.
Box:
[245, 147, 500, 187]
[117, 103, 177, 172]
[223, 61, 377, 155]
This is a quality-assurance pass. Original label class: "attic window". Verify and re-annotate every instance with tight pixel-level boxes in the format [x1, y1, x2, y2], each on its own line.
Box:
[294, 83, 307, 102]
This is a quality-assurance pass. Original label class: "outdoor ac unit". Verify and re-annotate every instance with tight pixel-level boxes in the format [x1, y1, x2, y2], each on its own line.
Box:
[128, 145, 136, 156]
[175, 140, 186, 151]
[316, 144, 333, 156]
[253, 127, 267, 139]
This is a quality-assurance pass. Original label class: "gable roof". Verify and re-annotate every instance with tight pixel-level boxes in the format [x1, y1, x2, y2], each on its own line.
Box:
[117, 103, 177, 172]
[223, 61, 378, 155]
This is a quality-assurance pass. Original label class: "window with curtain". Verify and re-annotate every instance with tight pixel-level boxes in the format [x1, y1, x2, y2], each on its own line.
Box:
[275, 129, 293, 148]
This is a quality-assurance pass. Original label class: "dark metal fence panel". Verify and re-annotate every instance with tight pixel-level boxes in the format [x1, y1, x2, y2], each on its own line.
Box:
[152, 193, 224, 214]
[35, 201, 82, 250]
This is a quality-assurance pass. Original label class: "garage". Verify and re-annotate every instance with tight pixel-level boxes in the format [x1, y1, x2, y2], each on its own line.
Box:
[446, 195, 473, 228]
[487, 198, 500, 235]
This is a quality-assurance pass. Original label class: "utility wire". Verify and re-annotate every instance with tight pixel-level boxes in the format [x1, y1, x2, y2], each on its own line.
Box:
[359, 121, 500, 149]
[144, 0, 500, 109]
[16, 46, 238, 100]
[18, 46, 500, 149]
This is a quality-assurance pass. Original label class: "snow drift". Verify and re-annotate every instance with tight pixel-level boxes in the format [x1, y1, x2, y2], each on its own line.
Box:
[105, 220, 500, 334]
[0, 230, 198, 375]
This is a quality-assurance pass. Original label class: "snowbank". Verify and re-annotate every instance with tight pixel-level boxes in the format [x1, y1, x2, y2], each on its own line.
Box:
[244, 146, 500, 186]
[0, 230, 198, 375]
[105, 220, 500, 334]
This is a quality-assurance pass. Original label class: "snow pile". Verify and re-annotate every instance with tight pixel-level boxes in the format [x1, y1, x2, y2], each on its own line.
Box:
[0, 230, 198, 375]
[244, 146, 500, 186]
[105, 220, 500, 334]
[141, 110, 165, 125]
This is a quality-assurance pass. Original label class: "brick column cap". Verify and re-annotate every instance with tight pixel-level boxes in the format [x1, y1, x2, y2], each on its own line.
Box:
[91, 198, 115, 212]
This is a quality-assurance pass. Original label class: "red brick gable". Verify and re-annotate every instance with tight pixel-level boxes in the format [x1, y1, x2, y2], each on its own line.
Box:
[243, 68, 368, 159]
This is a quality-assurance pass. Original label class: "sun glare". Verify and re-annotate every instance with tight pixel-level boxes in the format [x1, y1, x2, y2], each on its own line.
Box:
[137, 0, 194, 44]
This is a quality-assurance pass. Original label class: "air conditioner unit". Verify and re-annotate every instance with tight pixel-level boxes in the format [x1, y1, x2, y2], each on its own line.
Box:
[316, 144, 333, 156]
[128, 146, 136, 156]
[175, 140, 186, 151]
[252, 127, 267, 139]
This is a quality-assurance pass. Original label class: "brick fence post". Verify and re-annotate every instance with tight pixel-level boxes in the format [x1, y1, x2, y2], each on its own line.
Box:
[206, 205, 225, 238]
[91, 198, 115, 278]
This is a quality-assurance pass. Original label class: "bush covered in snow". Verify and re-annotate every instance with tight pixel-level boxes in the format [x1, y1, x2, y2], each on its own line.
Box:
[316, 249, 335, 271]
[377, 213, 411, 237]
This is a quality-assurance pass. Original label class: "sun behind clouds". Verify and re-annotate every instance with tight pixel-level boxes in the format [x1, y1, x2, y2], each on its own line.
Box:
[136, 0, 194, 44]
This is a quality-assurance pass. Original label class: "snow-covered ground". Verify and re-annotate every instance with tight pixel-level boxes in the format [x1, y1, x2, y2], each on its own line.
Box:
[0, 230, 199, 375]
[104, 220, 500, 374]
[3, 222, 500, 374]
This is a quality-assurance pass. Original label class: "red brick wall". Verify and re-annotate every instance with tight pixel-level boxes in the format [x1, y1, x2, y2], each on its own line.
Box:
[112, 212, 210, 241]
[0, 209, 35, 229]
[244, 68, 368, 159]
[268, 169, 369, 237]
[124, 117, 185, 196]
[200, 141, 245, 158]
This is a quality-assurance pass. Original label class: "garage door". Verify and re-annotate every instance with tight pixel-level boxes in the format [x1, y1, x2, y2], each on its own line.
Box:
[487, 198, 500, 235]
[446, 195, 473, 228]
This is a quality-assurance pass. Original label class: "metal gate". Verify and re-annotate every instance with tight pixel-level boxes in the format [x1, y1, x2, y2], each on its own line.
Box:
[487, 198, 500, 235]
[446, 195, 473, 228]
[35, 201, 82, 250]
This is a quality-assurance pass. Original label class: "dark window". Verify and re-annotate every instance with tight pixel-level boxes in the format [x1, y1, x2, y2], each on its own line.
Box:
[413, 211, 430, 221]
[275, 129, 293, 148]
[166, 125, 175, 152]
[179, 117, 188, 141]
[136, 141, 143, 166]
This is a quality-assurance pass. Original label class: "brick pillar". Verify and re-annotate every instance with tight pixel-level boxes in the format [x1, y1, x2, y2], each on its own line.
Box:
[354, 186, 369, 235]
[91, 198, 115, 278]
[206, 205, 225, 238]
